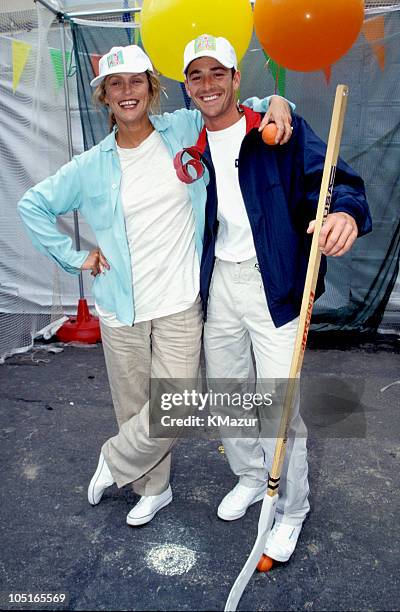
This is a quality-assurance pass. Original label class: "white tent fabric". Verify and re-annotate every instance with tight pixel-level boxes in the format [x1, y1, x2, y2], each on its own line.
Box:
[0, 0, 96, 361]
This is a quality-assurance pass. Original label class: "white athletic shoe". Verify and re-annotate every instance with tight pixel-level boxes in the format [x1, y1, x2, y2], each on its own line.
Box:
[264, 521, 302, 562]
[87, 452, 115, 506]
[126, 485, 173, 526]
[217, 482, 267, 521]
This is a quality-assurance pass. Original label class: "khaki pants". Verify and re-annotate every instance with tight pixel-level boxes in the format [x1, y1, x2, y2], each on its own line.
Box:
[100, 299, 202, 496]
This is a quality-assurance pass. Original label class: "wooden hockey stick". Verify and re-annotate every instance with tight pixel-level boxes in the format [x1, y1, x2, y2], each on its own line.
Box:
[224, 84, 350, 612]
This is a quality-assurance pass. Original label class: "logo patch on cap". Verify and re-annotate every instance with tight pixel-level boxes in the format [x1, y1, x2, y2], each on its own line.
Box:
[107, 50, 124, 68]
[194, 34, 217, 54]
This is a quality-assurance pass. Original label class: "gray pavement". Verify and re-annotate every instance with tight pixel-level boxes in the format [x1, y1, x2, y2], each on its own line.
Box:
[0, 339, 399, 611]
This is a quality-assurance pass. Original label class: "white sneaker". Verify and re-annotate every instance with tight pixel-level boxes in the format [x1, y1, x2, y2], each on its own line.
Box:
[126, 485, 173, 526]
[264, 522, 302, 562]
[217, 482, 267, 521]
[88, 452, 115, 506]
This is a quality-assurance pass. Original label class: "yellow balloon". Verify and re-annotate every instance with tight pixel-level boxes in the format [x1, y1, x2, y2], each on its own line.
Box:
[140, 0, 253, 82]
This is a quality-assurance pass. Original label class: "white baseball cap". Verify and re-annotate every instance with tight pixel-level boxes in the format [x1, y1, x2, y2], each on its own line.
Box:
[183, 34, 238, 75]
[90, 45, 153, 88]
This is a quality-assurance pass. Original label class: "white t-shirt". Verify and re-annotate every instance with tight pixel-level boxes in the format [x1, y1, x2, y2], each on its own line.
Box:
[96, 130, 199, 327]
[207, 116, 256, 262]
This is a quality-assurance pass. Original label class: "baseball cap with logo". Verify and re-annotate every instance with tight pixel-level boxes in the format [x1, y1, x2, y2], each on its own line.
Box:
[183, 34, 238, 75]
[90, 45, 153, 88]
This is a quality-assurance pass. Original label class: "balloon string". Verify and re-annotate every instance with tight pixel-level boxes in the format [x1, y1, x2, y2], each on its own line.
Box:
[275, 65, 279, 95]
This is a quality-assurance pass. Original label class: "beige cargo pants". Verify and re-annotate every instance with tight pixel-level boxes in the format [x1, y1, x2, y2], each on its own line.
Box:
[99, 299, 202, 496]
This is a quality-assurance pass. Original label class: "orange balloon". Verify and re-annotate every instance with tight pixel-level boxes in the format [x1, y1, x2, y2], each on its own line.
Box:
[254, 0, 365, 71]
[262, 123, 278, 145]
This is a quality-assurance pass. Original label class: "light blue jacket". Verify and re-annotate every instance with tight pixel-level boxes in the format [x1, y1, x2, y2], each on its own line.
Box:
[18, 98, 284, 325]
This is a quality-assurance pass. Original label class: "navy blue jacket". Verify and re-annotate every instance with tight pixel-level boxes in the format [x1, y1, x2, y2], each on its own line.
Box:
[200, 111, 372, 328]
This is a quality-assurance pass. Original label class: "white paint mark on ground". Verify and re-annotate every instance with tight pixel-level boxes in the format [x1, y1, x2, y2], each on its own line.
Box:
[145, 544, 196, 576]
[22, 464, 40, 480]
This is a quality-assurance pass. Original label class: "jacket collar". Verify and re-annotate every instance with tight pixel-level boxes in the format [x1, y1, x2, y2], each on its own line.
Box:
[195, 105, 262, 152]
[149, 112, 172, 132]
[240, 104, 262, 131]
[100, 129, 117, 151]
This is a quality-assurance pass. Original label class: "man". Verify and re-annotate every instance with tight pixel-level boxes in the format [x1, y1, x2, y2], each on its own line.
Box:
[181, 34, 372, 562]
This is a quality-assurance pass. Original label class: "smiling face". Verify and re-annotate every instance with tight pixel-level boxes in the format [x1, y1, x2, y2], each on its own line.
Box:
[185, 57, 241, 130]
[104, 72, 150, 128]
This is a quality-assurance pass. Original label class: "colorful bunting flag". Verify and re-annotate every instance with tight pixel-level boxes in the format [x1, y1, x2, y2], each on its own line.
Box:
[12, 40, 31, 93]
[49, 48, 72, 89]
[363, 16, 385, 71]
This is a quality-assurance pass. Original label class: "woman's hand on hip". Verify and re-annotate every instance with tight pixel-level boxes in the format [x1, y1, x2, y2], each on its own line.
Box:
[81, 248, 110, 276]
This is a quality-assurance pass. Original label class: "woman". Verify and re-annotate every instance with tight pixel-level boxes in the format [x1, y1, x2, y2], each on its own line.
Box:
[18, 44, 293, 527]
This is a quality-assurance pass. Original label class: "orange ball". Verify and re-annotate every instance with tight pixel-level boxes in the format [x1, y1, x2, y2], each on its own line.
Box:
[257, 554, 274, 572]
[262, 123, 278, 146]
[254, 0, 364, 72]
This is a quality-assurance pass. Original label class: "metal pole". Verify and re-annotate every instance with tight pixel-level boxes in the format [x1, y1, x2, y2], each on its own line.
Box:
[34, 0, 63, 17]
[67, 7, 141, 19]
[59, 17, 84, 299]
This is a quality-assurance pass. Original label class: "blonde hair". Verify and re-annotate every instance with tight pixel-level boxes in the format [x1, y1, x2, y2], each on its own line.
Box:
[92, 71, 163, 131]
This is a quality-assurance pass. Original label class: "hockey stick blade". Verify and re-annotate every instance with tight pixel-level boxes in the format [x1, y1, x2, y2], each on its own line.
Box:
[224, 494, 278, 612]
